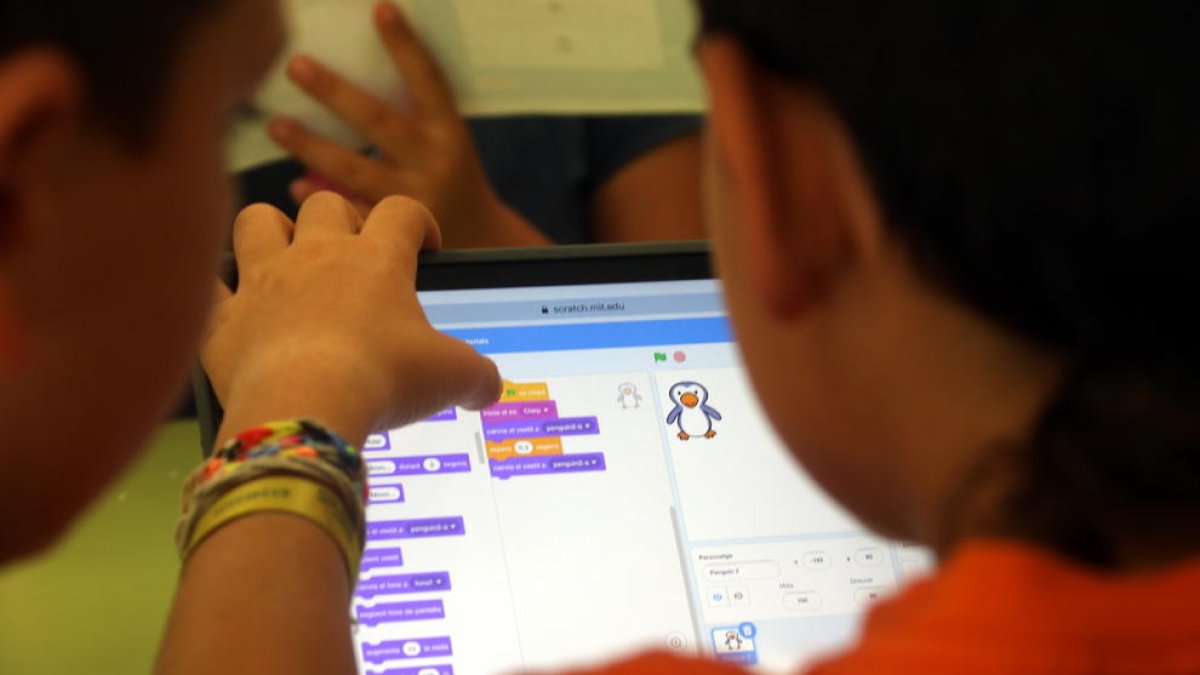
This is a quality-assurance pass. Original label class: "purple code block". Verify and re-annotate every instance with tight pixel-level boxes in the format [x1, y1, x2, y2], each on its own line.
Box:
[482, 416, 599, 442]
[368, 485, 405, 504]
[425, 408, 458, 422]
[367, 517, 465, 541]
[361, 636, 453, 664]
[356, 571, 451, 599]
[367, 454, 471, 477]
[479, 401, 558, 422]
[355, 599, 445, 626]
[370, 667, 453, 675]
[364, 433, 392, 451]
[360, 547, 404, 573]
[489, 452, 606, 480]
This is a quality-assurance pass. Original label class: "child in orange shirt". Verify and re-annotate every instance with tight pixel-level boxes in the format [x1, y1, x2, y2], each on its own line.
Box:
[588, 2, 1200, 673]
[0, 1, 1196, 674]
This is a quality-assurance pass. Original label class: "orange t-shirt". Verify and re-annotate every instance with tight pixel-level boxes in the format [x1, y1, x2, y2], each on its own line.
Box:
[568, 540, 1200, 675]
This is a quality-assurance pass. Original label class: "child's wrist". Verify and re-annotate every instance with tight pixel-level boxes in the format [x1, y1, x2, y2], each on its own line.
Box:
[219, 380, 379, 450]
[215, 346, 398, 448]
[179, 419, 368, 583]
[182, 475, 363, 578]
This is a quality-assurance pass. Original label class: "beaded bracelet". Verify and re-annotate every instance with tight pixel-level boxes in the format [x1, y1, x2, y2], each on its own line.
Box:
[204, 419, 364, 489]
[176, 419, 367, 582]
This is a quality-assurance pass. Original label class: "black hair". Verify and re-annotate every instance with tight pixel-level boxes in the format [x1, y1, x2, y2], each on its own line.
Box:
[698, 0, 1200, 565]
[0, 0, 226, 145]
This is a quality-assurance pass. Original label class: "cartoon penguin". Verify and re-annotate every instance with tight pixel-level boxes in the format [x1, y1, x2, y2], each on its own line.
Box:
[666, 381, 722, 440]
[616, 382, 643, 409]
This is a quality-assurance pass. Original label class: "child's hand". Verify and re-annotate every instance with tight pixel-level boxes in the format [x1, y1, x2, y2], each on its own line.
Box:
[267, 2, 531, 248]
[202, 192, 501, 447]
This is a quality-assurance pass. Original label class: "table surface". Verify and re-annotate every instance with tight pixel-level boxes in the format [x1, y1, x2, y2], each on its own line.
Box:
[0, 420, 203, 674]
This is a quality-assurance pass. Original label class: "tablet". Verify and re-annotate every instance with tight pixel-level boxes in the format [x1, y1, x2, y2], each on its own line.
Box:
[193, 242, 932, 675]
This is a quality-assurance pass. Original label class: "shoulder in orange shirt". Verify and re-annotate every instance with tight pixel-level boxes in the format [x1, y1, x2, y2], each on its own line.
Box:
[571, 541, 1200, 675]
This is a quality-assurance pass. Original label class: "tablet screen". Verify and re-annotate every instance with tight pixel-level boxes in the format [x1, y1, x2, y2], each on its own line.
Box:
[354, 277, 932, 675]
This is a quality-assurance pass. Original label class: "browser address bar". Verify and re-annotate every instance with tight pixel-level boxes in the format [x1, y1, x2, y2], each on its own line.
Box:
[422, 293, 724, 326]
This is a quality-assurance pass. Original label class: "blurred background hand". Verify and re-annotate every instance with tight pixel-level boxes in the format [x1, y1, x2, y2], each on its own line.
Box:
[262, 1, 704, 249]
[267, 3, 547, 247]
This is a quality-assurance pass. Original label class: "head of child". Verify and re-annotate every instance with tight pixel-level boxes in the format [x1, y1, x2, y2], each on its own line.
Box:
[694, 2, 1199, 568]
[0, 0, 283, 559]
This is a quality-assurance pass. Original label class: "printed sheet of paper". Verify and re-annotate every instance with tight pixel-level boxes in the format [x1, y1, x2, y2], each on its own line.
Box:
[229, 0, 704, 170]
[455, 0, 666, 71]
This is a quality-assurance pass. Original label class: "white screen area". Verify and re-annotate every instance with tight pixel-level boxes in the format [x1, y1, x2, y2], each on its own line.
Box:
[353, 279, 933, 675]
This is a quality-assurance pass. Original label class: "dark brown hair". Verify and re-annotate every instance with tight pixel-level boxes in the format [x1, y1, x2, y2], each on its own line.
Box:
[1, 0, 226, 145]
[698, 0, 1200, 565]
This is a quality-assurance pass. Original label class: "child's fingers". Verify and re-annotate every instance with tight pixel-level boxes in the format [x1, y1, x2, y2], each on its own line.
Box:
[285, 54, 417, 156]
[424, 339, 503, 413]
[378, 340, 500, 429]
[291, 177, 380, 220]
[292, 190, 366, 242]
[373, 1, 458, 120]
[231, 203, 294, 277]
[269, 117, 395, 203]
[360, 195, 443, 265]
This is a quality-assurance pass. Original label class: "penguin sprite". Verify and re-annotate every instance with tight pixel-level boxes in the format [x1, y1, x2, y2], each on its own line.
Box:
[666, 381, 722, 440]
[616, 382, 643, 409]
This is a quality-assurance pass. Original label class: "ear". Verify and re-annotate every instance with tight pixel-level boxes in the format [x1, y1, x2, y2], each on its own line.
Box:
[0, 49, 82, 370]
[699, 36, 876, 320]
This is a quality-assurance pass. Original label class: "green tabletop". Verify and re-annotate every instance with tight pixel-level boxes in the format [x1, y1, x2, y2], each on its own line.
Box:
[0, 420, 203, 674]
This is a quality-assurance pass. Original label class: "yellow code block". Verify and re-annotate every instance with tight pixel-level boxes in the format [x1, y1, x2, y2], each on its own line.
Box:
[499, 380, 550, 403]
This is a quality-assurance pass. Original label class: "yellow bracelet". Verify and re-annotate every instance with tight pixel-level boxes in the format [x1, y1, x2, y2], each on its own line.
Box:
[183, 476, 363, 582]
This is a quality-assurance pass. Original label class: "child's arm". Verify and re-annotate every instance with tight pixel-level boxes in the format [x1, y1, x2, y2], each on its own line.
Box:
[154, 193, 499, 675]
[154, 513, 356, 675]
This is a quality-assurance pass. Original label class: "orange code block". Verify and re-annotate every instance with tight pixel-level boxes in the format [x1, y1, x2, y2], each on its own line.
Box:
[486, 437, 564, 461]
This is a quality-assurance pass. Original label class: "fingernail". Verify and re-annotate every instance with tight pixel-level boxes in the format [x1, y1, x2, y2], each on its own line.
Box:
[288, 55, 317, 86]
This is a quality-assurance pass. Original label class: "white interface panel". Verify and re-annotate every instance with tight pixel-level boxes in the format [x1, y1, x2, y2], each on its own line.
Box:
[352, 280, 933, 675]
